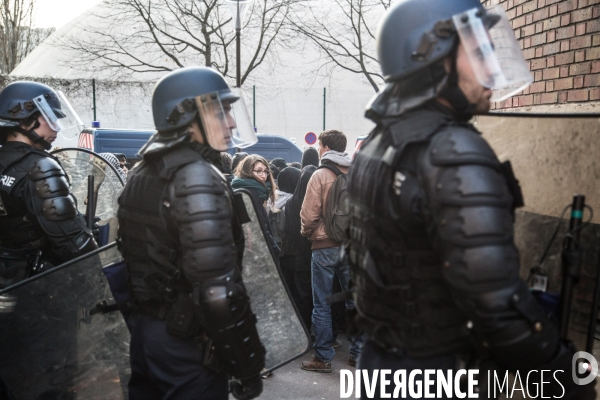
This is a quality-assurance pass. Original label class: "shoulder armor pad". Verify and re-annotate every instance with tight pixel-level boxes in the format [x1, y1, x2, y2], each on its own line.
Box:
[435, 165, 513, 208]
[174, 161, 226, 197]
[430, 127, 499, 169]
[42, 195, 78, 221]
[28, 157, 65, 181]
[34, 174, 70, 199]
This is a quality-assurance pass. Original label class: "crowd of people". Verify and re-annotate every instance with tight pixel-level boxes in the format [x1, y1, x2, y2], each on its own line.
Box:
[219, 132, 362, 374]
[1, 0, 597, 399]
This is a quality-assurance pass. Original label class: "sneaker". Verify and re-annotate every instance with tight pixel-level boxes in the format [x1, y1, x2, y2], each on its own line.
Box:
[333, 339, 342, 349]
[301, 356, 332, 373]
[348, 357, 357, 367]
[261, 368, 273, 379]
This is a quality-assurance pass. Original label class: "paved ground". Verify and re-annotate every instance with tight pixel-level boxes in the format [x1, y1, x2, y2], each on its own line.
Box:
[236, 336, 354, 400]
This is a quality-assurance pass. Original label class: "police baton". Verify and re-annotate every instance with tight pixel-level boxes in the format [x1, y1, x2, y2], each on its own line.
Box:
[86, 174, 95, 231]
[558, 194, 585, 339]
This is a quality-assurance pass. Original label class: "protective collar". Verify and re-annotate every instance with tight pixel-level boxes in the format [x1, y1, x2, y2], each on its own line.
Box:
[14, 119, 53, 151]
[437, 42, 478, 121]
[365, 59, 448, 122]
[437, 68, 478, 121]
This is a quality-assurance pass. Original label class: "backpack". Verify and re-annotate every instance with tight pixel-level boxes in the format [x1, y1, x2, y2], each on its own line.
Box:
[318, 164, 349, 243]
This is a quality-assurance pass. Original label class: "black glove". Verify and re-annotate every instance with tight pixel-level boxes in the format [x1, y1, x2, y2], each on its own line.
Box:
[526, 340, 596, 400]
[230, 375, 263, 400]
[90, 216, 101, 246]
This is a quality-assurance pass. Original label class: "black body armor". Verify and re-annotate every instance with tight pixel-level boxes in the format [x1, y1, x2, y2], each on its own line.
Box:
[117, 142, 265, 381]
[347, 102, 559, 369]
[0, 142, 97, 287]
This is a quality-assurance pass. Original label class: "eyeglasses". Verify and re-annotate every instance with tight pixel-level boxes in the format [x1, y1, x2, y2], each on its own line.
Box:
[252, 169, 269, 176]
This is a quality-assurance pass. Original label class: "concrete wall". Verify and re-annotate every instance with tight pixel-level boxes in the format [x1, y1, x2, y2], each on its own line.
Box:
[475, 111, 600, 363]
[475, 109, 600, 223]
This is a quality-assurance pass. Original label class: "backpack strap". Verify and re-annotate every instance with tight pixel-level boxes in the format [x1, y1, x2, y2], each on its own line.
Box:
[318, 163, 343, 177]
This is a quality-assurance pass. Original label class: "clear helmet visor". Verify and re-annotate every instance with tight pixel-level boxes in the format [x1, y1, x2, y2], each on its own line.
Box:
[32, 90, 84, 139]
[195, 88, 257, 152]
[452, 5, 533, 102]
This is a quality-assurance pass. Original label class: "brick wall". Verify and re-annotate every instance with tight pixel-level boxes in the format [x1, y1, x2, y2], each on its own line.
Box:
[482, 0, 600, 109]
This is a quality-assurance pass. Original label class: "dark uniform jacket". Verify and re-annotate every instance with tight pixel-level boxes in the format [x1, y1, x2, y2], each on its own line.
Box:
[0, 141, 96, 287]
[117, 141, 264, 381]
[347, 101, 595, 398]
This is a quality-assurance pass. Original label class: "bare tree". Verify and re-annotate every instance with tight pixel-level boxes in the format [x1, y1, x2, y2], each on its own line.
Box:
[59, 0, 301, 84]
[0, 0, 52, 74]
[288, 0, 393, 92]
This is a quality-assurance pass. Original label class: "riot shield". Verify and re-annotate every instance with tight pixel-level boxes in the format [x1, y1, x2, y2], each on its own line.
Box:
[234, 189, 311, 373]
[51, 148, 125, 245]
[0, 243, 130, 400]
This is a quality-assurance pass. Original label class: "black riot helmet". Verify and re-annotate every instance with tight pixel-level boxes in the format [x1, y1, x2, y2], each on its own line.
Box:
[146, 66, 257, 154]
[152, 67, 238, 133]
[368, 0, 532, 119]
[377, 0, 484, 82]
[0, 81, 82, 150]
[0, 81, 66, 121]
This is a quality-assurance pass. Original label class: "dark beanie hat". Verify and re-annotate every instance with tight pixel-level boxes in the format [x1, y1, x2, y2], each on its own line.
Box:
[269, 164, 281, 180]
[271, 157, 288, 170]
[231, 152, 248, 172]
[301, 147, 319, 169]
[277, 167, 301, 194]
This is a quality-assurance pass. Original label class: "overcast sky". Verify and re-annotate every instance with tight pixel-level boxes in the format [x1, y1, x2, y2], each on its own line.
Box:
[34, 0, 104, 29]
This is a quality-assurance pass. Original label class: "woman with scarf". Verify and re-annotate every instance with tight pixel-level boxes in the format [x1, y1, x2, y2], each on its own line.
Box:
[231, 154, 280, 257]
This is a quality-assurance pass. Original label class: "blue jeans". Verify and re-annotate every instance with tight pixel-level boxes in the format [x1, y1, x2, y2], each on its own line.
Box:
[311, 247, 361, 362]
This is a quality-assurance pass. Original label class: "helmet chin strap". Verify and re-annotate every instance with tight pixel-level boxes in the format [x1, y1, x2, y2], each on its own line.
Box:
[438, 42, 478, 121]
[190, 114, 222, 166]
[194, 114, 210, 147]
[15, 119, 52, 151]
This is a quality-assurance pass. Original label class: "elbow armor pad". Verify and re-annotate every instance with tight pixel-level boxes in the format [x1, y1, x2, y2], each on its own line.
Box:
[194, 269, 265, 380]
[468, 281, 560, 370]
[427, 128, 562, 371]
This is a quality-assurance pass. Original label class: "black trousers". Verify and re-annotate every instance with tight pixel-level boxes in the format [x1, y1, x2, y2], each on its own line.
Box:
[280, 255, 296, 297]
[280, 254, 313, 333]
[357, 340, 458, 400]
[293, 267, 313, 333]
[128, 313, 228, 400]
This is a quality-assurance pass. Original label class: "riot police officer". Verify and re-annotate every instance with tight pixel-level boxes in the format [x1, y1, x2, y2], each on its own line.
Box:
[347, 1, 596, 399]
[0, 81, 97, 288]
[117, 67, 265, 400]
